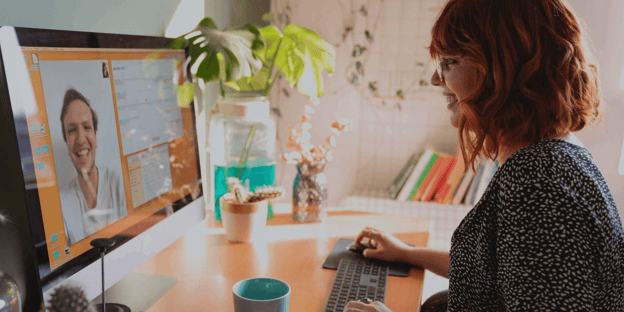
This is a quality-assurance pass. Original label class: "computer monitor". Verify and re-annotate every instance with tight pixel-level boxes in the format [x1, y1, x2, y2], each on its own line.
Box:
[0, 26, 205, 310]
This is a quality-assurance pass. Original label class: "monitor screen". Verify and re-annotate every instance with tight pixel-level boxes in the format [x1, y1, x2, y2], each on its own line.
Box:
[2, 26, 203, 298]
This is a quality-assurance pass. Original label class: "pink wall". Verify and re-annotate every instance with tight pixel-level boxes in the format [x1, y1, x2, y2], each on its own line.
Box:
[569, 0, 624, 217]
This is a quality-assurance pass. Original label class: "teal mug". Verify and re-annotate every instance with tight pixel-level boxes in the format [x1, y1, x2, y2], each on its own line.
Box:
[232, 278, 291, 312]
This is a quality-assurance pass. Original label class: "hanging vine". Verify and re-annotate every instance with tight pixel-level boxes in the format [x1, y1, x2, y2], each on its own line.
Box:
[330, 0, 436, 111]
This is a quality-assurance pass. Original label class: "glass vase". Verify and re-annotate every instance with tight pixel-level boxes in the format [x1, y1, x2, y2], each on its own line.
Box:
[0, 271, 21, 312]
[292, 164, 328, 222]
[210, 94, 276, 221]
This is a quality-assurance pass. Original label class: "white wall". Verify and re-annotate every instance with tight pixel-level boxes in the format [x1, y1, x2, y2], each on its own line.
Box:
[0, 0, 179, 36]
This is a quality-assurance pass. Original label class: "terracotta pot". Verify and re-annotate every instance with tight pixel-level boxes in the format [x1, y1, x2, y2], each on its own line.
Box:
[221, 198, 269, 243]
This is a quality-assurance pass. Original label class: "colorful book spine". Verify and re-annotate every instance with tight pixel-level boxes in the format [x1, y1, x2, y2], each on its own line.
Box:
[436, 149, 466, 204]
[445, 171, 466, 204]
[406, 151, 439, 201]
[396, 148, 436, 201]
[388, 152, 420, 199]
[412, 154, 446, 201]
[465, 160, 486, 205]
[473, 160, 499, 204]
[422, 156, 456, 202]
[452, 168, 475, 205]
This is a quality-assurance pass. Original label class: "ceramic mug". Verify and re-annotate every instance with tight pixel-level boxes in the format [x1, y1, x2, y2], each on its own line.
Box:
[232, 277, 291, 312]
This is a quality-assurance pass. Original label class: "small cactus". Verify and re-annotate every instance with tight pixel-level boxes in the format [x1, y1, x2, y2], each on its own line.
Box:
[47, 285, 95, 312]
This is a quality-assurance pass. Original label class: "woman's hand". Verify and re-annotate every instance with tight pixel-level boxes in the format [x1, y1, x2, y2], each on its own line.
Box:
[344, 300, 393, 311]
[354, 227, 411, 263]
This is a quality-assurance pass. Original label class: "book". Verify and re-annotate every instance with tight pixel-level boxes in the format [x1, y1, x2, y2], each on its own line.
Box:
[446, 171, 466, 204]
[405, 151, 439, 201]
[388, 152, 421, 199]
[412, 154, 446, 201]
[396, 148, 436, 201]
[436, 148, 466, 204]
[465, 160, 486, 205]
[452, 168, 475, 205]
[422, 156, 456, 202]
[473, 160, 499, 204]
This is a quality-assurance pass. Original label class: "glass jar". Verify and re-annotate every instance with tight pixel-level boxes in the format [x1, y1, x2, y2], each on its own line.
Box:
[292, 164, 328, 222]
[209, 95, 276, 221]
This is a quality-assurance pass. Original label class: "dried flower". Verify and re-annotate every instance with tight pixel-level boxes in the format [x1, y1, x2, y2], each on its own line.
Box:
[281, 98, 352, 169]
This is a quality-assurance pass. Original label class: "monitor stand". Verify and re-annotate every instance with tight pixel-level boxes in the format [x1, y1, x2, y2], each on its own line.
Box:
[90, 272, 177, 311]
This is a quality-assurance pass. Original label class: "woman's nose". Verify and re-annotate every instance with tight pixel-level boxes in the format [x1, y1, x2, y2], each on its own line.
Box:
[431, 70, 442, 86]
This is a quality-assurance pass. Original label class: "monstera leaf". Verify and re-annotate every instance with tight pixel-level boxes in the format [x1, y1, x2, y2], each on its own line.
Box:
[167, 18, 264, 84]
[226, 24, 336, 99]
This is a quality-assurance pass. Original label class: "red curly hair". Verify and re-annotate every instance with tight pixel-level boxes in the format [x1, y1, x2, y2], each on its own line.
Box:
[428, 0, 603, 170]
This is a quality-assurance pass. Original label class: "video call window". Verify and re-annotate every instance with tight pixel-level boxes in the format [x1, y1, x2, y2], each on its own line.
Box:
[21, 47, 199, 271]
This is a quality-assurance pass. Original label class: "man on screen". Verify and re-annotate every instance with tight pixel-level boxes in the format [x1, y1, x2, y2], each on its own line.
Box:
[59, 88, 126, 245]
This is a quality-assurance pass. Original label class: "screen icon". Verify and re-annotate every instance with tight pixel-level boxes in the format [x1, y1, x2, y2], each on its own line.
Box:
[43, 145, 49, 153]
[37, 162, 44, 170]
[35, 146, 42, 154]
[51, 234, 57, 242]
[53, 251, 60, 259]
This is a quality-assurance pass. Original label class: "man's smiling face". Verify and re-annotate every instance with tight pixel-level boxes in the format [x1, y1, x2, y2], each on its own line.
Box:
[63, 99, 97, 175]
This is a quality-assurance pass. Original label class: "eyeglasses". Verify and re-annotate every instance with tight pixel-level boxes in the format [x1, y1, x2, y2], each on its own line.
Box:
[434, 55, 444, 80]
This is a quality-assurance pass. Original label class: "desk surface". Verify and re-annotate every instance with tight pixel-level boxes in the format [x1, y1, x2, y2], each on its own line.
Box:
[136, 209, 431, 311]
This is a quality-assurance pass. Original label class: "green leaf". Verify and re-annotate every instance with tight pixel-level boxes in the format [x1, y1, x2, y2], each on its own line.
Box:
[198, 17, 218, 29]
[258, 26, 282, 62]
[272, 25, 335, 99]
[177, 83, 194, 108]
[166, 36, 188, 50]
[271, 107, 282, 117]
[175, 17, 264, 84]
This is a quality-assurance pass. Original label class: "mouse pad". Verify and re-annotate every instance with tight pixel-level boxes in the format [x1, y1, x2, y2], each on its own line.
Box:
[322, 238, 414, 277]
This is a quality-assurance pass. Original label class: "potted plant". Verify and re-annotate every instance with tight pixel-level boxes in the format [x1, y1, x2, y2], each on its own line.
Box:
[168, 18, 336, 221]
[168, 17, 336, 100]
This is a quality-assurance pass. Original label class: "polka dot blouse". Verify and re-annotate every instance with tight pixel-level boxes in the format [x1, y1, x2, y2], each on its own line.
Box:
[448, 139, 624, 311]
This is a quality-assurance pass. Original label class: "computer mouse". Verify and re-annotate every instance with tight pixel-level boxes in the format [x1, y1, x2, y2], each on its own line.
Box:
[346, 239, 374, 254]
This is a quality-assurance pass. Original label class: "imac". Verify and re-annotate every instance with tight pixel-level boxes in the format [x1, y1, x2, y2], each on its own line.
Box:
[0, 26, 205, 311]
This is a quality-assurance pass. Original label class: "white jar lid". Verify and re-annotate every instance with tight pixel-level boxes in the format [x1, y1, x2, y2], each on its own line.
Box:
[215, 96, 269, 120]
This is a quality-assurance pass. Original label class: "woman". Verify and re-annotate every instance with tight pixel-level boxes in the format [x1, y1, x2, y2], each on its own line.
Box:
[345, 0, 624, 311]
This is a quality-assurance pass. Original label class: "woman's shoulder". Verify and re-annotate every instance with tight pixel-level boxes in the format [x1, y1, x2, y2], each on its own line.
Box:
[497, 139, 591, 185]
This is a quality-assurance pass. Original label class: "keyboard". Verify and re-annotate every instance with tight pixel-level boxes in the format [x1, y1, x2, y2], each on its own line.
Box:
[324, 258, 389, 312]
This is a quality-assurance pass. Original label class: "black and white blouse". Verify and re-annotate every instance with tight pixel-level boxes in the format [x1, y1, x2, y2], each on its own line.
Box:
[448, 139, 624, 311]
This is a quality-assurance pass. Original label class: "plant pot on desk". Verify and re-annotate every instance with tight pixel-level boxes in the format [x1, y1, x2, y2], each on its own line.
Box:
[221, 196, 269, 243]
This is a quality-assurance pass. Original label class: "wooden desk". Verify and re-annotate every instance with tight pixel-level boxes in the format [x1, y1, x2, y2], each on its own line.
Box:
[136, 210, 431, 311]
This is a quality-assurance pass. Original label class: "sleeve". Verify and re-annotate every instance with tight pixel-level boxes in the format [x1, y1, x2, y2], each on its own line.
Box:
[496, 176, 603, 311]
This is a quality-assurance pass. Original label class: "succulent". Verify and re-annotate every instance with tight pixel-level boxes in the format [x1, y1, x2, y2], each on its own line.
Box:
[224, 177, 284, 204]
[47, 285, 95, 312]
[248, 186, 285, 203]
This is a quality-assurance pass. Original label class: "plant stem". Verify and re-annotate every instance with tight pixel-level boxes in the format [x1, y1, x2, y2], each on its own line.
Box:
[264, 73, 281, 97]
[237, 123, 258, 168]
[219, 80, 226, 97]
[263, 38, 283, 96]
